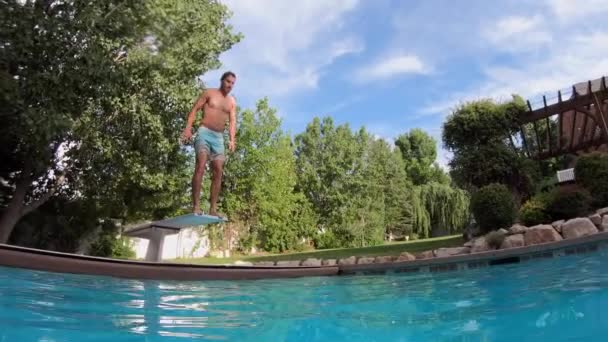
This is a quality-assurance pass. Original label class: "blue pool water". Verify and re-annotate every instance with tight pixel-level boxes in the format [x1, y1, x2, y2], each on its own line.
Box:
[1, 248, 608, 341]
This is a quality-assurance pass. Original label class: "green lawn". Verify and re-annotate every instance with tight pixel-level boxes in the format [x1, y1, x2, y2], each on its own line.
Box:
[173, 235, 463, 265]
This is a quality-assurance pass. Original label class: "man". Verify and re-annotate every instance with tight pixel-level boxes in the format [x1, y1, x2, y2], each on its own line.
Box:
[181, 71, 237, 217]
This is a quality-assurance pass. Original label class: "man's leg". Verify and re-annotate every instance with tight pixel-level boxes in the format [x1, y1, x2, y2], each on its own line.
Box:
[209, 158, 224, 216]
[192, 150, 208, 214]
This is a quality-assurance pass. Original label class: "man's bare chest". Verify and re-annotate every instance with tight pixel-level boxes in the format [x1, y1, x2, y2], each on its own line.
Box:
[206, 96, 232, 114]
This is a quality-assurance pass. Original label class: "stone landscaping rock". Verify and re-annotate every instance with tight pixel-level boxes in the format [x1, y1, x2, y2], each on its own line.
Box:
[561, 218, 598, 239]
[254, 261, 275, 266]
[552, 220, 565, 233]
[497, 228, 509, 235]
[338, 256, 357, 266]
[597, 207, 608, 216]
[233, 260, 254, 266]
[601, 216, 608, 232]
[374, 256, 394, 264]
[396, 252, 416, 262]
[357, 257, 375, 265]
[589, 214, 602, 227]
[500, 234, 524, 249]
[471, 237, 492, 253]
[524, 225, 562, 246]
[276, 260, 302, 267]
[463, 240, 474, 247]
[301, 258, 322, 267]
[416, 250, 435, 259]
[322, 259, 337, 266]
[434, 247, 470, 258]
[509, 224, 527, 235]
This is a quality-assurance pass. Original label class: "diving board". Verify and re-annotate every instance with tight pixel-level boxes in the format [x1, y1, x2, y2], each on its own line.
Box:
[123, 213, 227, 262]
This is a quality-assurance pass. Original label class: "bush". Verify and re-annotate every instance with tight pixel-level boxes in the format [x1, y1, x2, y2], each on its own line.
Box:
[518, 192, 553, 226]
[575, 152, 608, 208]
[547, 190, 592, 221]
[485, 231, 506, 249]
[471, 183, 516, 233]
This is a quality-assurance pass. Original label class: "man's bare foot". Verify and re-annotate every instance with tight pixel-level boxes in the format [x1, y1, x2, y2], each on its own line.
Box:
[193, 207, 203, 215]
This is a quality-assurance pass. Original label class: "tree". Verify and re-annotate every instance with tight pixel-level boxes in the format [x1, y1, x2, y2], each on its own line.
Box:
[411, 182, 470, 238]
[221, 99, 316, 253]
[441, 95, 539, 200]
[0, 0, 242, 243]
[395, 128, 450, 185]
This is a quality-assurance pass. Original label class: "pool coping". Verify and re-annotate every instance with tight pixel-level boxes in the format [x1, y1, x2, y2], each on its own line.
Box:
[1, 231, 608, 281]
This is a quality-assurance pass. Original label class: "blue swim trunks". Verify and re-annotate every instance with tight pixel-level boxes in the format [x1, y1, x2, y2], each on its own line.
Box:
[194, 126, 225, 161]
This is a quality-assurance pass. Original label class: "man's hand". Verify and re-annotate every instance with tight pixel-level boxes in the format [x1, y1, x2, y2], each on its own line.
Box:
[180, 128, 193, 144]
[229, 139, 236, 153]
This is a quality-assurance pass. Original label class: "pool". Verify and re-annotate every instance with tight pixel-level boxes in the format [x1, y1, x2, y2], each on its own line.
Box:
[1, 246, 607, 341]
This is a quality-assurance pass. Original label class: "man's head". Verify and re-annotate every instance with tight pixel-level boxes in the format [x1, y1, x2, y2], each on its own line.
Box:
[220, 71, 236, 94]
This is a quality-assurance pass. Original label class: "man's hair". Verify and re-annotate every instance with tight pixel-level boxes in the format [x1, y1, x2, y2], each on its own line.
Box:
[221, 71, 236, 81]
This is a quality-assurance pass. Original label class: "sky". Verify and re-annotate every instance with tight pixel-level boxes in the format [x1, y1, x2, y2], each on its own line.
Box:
[201, 0, 608, 169]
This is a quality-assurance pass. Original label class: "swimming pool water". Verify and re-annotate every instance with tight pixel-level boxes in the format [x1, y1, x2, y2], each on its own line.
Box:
[1, 247, 608, 341]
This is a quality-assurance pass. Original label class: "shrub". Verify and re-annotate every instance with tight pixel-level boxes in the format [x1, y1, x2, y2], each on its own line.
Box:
[518, 192, 553, 226]
[575, 152, 608, 208]
[471, 183, 516, 233]
[485, 230, 506, 249]
[547, 189, 592, 221]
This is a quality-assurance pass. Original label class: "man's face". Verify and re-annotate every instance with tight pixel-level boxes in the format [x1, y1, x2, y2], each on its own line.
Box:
[221, 75, 236, 93]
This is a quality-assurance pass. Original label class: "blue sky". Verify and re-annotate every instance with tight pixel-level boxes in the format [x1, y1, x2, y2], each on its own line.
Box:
[202, 0, 608, 169]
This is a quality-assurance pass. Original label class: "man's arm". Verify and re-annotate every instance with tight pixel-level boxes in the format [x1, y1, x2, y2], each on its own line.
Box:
[228, 96, 237, 152]
[185, 90, 208, 130]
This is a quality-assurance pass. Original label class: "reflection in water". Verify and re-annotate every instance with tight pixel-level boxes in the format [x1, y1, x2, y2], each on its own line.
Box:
[1, 247, 608, 340]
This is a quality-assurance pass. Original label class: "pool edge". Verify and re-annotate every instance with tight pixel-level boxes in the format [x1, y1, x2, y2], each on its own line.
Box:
[2, 232, 608, 281]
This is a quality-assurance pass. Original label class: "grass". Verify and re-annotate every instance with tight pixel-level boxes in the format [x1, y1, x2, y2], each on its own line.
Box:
[172, 234, 464, 265]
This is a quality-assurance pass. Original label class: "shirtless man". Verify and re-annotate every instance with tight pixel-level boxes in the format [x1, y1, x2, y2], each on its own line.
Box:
[181, 71, 237, 217]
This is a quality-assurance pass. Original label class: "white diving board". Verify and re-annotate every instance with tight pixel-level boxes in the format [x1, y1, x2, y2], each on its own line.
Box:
[123, 214, 227, 262]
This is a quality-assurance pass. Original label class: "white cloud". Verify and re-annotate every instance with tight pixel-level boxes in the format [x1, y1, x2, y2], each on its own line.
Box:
[421, 28, 608, 117]
[354, 54, 430, 83]
[482, 15, 552, 52]
[546, 0, 608, 21]
[201, 0, 362, 102]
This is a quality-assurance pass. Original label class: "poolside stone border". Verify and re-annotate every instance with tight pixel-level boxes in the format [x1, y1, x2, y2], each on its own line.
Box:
[0, 207, 606, 281]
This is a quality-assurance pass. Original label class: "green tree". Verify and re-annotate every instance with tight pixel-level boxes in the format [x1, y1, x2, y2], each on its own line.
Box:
[441, 95, 540, 200]
[411, 182, 470, 238]
[0, 0, 241, 243]
[221, 99, 316, 253]
[395, 128, 450, 185]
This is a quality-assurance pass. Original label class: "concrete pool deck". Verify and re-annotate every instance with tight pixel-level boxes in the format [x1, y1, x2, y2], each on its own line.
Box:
[2, 230, 608, 281]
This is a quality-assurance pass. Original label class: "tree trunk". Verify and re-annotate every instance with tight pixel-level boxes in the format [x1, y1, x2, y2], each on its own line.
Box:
[0, 182, 27, 244]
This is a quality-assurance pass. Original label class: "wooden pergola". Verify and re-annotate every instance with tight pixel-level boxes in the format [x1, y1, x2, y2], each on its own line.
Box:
[515, 75, 608, 160]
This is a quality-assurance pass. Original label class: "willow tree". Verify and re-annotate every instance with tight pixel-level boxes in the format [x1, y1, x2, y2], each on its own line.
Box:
[411, 182, 470, 238]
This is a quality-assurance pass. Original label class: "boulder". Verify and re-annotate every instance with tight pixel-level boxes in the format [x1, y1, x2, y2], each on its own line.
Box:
[524, 225, 562, 246]
[301, 258, 322, 267]
[497, 228, 509, 235]
[509, 224, 527, 235]
[500, 234, 525, 249]
[434, 247, 471, 258]
[357, 257, 375, 265]
[552, 220, 565, 233]
[338, 256, 357, 266]
[233, 260, 254, 266]
[416, 250, 435, 259]
[597, 207, 608, 216]
[276, 260, 302, 267]
[589, 214, 602, 227]
[601, 216, 608, 232]
[396, 252, 416, 262]
[322, 259, 337, 266]
[463, 240, 474, 247]
[471, 237, 492, 253]
[374, 256, 395, 264]
[254, 261, 275, 266]
[561, 218, 599, 239]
